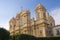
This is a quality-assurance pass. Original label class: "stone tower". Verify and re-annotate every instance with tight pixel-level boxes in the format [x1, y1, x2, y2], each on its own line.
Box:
[19, 10, 30, 34]
[15, 13, 20, 34]
[35, 4, 53, 37]
[9, 17, 16, 35]
[35, 4, 46, 20]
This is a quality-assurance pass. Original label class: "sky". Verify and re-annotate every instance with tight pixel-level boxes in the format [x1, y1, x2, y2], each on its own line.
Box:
[0, 0, 60, 30]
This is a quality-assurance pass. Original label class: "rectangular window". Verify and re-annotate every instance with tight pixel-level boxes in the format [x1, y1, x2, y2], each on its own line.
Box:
[56, 29, 60, 35]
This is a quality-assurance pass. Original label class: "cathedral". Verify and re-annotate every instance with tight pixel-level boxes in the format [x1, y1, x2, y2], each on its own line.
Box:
[9, 3, 55, 37]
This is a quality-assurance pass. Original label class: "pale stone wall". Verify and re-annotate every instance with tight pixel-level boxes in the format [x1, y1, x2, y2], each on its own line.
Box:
[9, 3, 55, 37]
[53, 25, 60, 36]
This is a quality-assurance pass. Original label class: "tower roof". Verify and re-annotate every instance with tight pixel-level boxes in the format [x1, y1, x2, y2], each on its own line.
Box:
[37, 3, 43, 7]
[35, 3, 46, 11]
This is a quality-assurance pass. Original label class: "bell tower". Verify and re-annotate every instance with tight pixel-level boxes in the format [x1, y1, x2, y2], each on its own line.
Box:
[35, 4, 50, 37]
[35, 3, 46, 20]
[20, 10, 30, 34]
[9, 17, 16, 35]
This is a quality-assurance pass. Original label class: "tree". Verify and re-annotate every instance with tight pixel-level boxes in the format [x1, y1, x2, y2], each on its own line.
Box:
[10, 34, 36, 40]
[0, 28, 10, 40]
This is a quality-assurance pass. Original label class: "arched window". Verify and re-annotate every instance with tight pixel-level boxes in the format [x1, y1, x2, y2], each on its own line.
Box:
[40, 30, 43, 36]
[14, 24, 16, 27]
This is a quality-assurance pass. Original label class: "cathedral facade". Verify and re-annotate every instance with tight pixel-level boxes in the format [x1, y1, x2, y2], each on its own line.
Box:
[9, 4, 55, 37]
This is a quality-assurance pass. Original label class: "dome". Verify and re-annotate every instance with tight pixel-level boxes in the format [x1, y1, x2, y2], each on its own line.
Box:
[35, 3, 46, 11]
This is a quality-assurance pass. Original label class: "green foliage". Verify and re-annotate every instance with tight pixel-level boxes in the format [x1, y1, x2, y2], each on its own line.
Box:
[10, 34, 36, 40]
[0, 28, 60, 40]
[0, 28, 10, 40]
[37, 37, 60, 40]
[10, 34, 60, 40]
[19, 34, 36, 40]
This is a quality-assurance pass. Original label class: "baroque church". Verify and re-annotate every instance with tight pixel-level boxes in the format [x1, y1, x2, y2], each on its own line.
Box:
[9, 3, 55, 37]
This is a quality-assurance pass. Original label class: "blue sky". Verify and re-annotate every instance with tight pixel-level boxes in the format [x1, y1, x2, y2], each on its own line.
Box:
[0, 0, 60, 30]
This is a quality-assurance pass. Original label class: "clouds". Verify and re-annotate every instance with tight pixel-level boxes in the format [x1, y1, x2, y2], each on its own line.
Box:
[49, 7, 60, 25]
